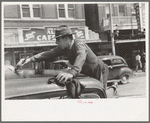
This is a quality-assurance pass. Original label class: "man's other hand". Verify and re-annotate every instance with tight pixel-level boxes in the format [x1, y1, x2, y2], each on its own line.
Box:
[56, 72, 73, 83]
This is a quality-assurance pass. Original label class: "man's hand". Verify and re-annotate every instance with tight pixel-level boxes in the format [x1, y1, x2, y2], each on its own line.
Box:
[16, 57, 31, 69]
[56, 72, 73, 83]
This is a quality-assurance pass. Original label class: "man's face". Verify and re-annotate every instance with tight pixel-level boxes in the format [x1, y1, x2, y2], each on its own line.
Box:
[56, 36, 70, 49]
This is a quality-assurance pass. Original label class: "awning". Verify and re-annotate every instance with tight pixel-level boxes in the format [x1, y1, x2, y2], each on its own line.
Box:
[115, 38, 145, 44]
[4, 41, 57, 48]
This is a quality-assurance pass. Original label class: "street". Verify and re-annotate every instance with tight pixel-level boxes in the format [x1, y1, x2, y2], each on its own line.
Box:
[115, 73, 147, 98]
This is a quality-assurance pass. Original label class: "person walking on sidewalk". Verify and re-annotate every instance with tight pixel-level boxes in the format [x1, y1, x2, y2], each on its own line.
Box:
[141, 52, 146, 72]
[135, 53, 142, 72]
[16, 25, 109, 92]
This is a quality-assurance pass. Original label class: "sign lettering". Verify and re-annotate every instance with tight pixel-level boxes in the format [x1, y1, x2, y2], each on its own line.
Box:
[23, 27, 86, 42]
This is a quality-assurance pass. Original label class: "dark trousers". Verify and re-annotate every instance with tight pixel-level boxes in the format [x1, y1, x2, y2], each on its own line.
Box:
[94, 62, 109, 91]
[100, 64, 109, 91]
[142, 63, 146, 72]
[135, 60, 141, 71]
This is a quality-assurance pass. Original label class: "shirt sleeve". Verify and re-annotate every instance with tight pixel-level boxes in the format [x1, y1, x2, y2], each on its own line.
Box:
[69, 42, 87, 77]
[30, 46, 65, 62]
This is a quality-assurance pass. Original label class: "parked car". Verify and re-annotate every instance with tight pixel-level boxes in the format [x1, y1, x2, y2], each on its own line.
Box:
[98, 55, 134, 84]
[5, 64, 108, 99]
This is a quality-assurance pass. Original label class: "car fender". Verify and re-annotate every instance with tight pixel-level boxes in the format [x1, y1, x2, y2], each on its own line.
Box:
[118, 67, 133, 79]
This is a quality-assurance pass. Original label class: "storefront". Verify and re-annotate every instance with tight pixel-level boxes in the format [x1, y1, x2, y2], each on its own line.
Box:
[115, 39, 145, 68]
[4, 26, 101, 73]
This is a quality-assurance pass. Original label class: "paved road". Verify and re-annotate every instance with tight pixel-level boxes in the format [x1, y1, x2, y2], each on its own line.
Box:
[115, 75, 147, 98]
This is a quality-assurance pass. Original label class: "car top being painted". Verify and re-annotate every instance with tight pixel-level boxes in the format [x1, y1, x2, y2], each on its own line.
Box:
[5, 76, 107, 99]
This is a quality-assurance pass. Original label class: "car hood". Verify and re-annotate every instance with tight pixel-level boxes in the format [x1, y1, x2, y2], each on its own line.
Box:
[5, 76, 105, 99]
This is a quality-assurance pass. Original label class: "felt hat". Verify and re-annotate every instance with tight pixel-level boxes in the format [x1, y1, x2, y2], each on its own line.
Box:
[55, 25, 73, 39]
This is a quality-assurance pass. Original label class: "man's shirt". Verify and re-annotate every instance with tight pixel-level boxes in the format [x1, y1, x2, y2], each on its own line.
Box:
[135, 55, 141, 61]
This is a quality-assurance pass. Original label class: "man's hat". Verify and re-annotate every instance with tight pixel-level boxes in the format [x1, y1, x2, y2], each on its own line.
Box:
[55, 25, 74, 39]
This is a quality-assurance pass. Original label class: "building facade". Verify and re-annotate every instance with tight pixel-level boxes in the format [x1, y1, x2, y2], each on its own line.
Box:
[4, 2, 147, 72]
[97, 3, 146, 68]
[3, 3, 100, 73]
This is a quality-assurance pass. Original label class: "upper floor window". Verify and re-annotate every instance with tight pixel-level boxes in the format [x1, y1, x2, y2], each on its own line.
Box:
[33, 4, 41, 17]
[58, 4, 65, 18]
[58, 4, 75, 19]
[21, 4, 41, 18]
[68, 4, 75, 18]
[22, 5, 30, 17]
[119, 5, 126, 16]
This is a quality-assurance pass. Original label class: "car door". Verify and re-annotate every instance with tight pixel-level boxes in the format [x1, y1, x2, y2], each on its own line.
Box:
[111, 58, 126, 79]
[102, 59, 113, 80]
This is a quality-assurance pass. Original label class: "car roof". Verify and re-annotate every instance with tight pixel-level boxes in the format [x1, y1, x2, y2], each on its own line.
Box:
[98, 55, 123, 60]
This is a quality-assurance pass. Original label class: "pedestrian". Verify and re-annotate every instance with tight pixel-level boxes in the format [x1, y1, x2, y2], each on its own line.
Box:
[141, 52, 146, 72]
[16, 25, 109, 93]
[135, 53, 142, 72]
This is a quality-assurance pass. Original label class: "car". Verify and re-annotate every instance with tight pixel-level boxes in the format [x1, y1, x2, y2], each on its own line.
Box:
[98, 55, 134, 84]
[5, 59, 119, 99]
[5, 76, 107, 100]
[5, 64, 108, 99]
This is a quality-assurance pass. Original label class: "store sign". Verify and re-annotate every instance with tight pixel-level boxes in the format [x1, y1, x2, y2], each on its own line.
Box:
[71, 27, 86, 39]
[23, 27, 56, 42]
[134, 3, 141, 33]
[23, 27, 86, 42]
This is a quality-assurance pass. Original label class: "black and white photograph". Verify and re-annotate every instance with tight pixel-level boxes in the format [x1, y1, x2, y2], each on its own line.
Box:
[1, 1, 149, 121]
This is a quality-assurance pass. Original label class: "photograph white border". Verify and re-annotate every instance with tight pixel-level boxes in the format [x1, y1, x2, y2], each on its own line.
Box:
[1, 1, 149, 121]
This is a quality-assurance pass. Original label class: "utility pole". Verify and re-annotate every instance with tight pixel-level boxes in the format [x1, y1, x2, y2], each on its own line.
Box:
[109, 3, 116, 55]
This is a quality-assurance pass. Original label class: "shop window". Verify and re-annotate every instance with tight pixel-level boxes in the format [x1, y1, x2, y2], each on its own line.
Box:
[21, 4, 41, 18]
[58, 4, 75, 19]
[19, 53, 33, 69]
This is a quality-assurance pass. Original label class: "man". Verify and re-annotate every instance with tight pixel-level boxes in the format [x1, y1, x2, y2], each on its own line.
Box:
[141, 52, 146, 72]
[16, 25, 109, 91]
[135, 53, 141, 72]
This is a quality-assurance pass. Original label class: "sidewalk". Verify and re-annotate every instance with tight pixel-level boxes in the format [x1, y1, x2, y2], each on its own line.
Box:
[132, 70, 146, 77]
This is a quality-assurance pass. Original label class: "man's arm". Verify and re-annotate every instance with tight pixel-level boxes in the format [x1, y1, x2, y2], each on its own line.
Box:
[69, 42, 87, 77]
[16, 47, 64, 67]
[30, 46, 64, 62]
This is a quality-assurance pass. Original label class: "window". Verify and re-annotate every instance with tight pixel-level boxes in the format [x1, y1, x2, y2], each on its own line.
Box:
[68, 4, 75, 18]
[22, 5, 30, 17]
[119, 5, 126, 16]
[21, 4, 41, 18]
[19, 53, 33, 69]
[33, 4, 40, 17]
[58, 4, 75, 19]
[58, 4, 65, 18]
[111, 59, 124, 65]
[102, 60, 111, 66]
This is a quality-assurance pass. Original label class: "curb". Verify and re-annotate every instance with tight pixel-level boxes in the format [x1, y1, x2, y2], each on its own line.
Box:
[133, 72, 146, 77]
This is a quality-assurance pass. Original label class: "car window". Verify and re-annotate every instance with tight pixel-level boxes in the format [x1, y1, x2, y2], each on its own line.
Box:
[111, 58, 124, 65]
[102, 60, 111, 66]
